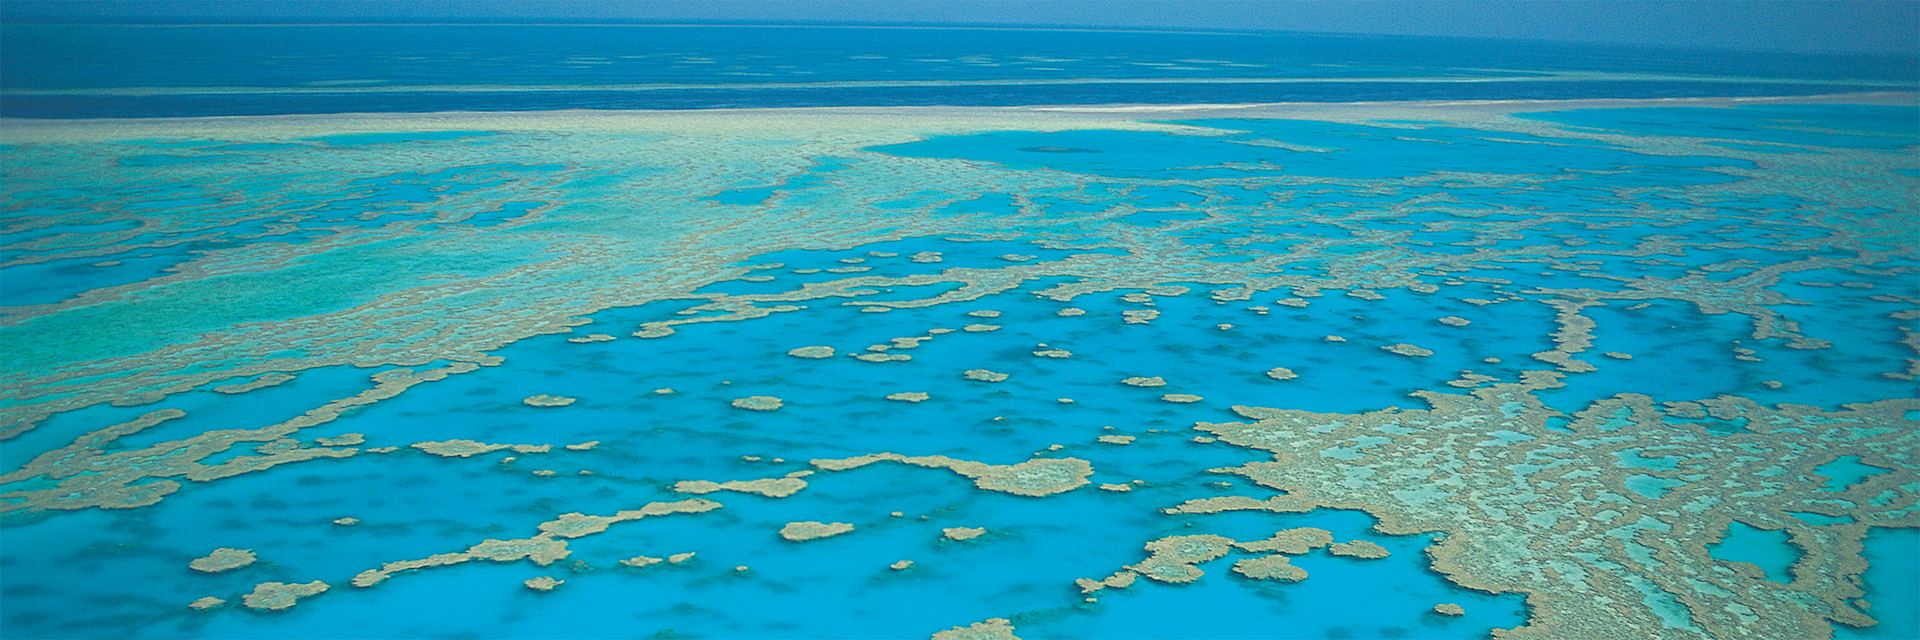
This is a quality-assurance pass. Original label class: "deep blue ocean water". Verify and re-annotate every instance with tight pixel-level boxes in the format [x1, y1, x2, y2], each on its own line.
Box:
[1, 23, 1915, 118]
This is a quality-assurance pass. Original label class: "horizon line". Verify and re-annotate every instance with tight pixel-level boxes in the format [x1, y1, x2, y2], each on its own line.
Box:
[4, 19, 1915, 59]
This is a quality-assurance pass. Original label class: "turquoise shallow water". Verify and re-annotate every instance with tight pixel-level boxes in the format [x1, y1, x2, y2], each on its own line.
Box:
[0, 277, 1534, 638]
[1839, 528, 1920, 640]
[0, 34, 1917, 640]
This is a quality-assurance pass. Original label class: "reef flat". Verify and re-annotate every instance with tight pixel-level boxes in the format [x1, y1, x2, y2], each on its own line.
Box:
[0, 94, 1916, 639]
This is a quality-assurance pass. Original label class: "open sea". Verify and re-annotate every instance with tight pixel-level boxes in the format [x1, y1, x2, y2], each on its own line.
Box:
[0, 23, 1915, 640]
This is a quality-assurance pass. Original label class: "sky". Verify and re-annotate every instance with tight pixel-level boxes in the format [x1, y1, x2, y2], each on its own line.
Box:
[6, 0, 1917, 55]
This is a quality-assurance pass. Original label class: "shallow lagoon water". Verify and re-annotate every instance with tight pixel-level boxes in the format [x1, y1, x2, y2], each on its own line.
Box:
[0, 29, 1917, 640]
